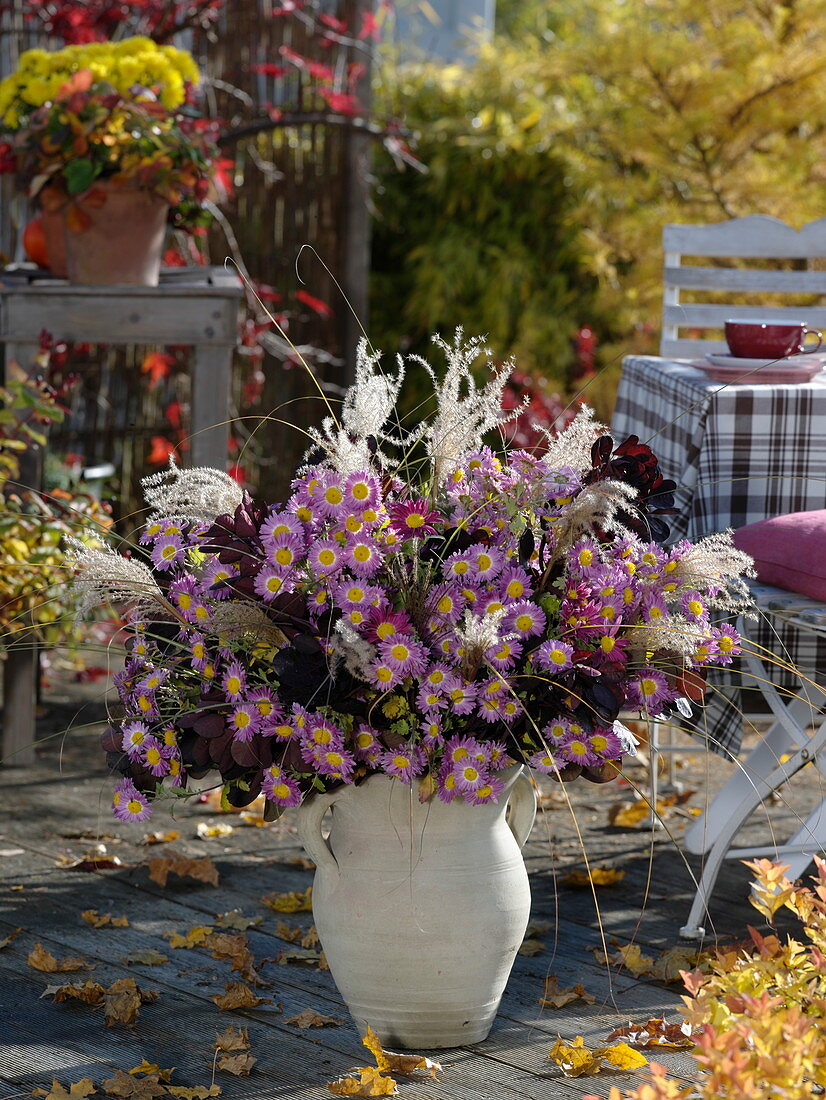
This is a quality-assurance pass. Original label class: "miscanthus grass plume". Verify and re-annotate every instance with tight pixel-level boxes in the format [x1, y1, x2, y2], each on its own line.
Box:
[66, 332, 754, 823]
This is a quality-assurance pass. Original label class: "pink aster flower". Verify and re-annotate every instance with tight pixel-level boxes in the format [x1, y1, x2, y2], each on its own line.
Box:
[150, 534, 185, 572]
[229, 704, 261, 742]
[416, 684, 449, 712]
[498, 566, 533, 603]
[437, 768, 461, 803]
[452, 758, 488, 792]
[262, 765, 302, 807]
[543, 718, 571, 747]
[260, 509, 304, 545]
[379, 635, 428, 678]
[444, 734, 487, 767]
[112, 779, 152, 823]
[365, 606, 413, 643]
[165, 753, 185, 788]
[429, 583, 466, 623]
[710, 624, 741, 664]
[533, 639, 574, 672]
[248, 688, 280, 722]
[388, 499, 439, 537]
[308, 539, 342, 576]
[681, 590, 708, 621]
[569, 537, 603, 577]
[187, 632, 210, 671]
[267, 532, 303, 572]
[380, 746, 426, 783]
[470, 544, 503, 581]
[254, 563, 294, 601]
[640, 591, 670, 622]
[318, 472, 347, 518]
[420, 719, 444, 748]
[587, 728, 624, 760]
[505, 600, 546, 638]
[528, 748, 561, 775]
[625, 668, 678, 712]
[343, 536, 384, 577]
[222, 661, 247, 701]
[444, 681, 478, 715]
[353, 724, 383, 764]
[344, 472, 380, 511]
[368, 659, 403, 691]
[485, 637, 522, 671]
[121, 719, 150, 757]
[463, 776, 506, 805]
[168, 577, 201, 621]
[314, 746, 356, 781]
[443, 550, 476, 581]
[200, 559, 240, 599]
[141, 736, 171, 778]
[558, 733, 599, 767]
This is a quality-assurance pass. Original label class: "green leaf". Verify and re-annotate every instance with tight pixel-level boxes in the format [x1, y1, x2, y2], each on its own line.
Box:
[64, 158, 96, 195]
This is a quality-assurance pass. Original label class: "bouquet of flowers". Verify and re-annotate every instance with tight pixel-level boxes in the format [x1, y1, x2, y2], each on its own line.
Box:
[68, 333, 753, 823]
[0, 37, 215, 227]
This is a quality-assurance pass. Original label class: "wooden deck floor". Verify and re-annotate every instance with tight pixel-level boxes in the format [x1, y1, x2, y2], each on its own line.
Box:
[1, 685, 820, 1100]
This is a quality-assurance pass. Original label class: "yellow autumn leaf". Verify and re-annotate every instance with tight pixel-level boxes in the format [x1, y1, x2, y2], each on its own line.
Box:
[563, 866, 626, 887]
[141, 830, 180, 845]
[595, 1042, 649, 1071]
[146, 851, 219, 887]
[196, 822, 233, 840]
[165, 925, 214, 949]
[261, 887, 313, 913]
[211, 983, 273, 1011]
[127, 1061, 173, 1081]
[327, 1068, 397, 1096]
[32, 1080, 96, 1100]
[595, 943, 655, 976]
[286, 1010, 342, 1028]
[28, 942, 91, 973]
[82, 910, 129, 928]
[539, 975, 597, 1009]
[547, 1036, 603, 1077]
[607, 800, 651, 828]
[361, 1025, 442, 1078]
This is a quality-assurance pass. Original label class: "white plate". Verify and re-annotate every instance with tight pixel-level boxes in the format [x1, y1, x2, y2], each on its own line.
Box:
[706, 352, 826, 369]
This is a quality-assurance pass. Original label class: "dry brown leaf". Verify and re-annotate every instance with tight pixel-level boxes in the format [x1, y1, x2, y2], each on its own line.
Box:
[361, 1025, 442, 1079]
[146, 851, 219, 888]
[274, 921, 303, 944]
[205, 932, 260, 983]
[607, 799, 653, 828]
[141, 831, 180, 846]
[211, 983, 273, 1011]
[57, 850, 123, 872]
[28, 943, 92, 973]
[289, 857, 315, 870]
[524, 920, 551, 937]
[42, 980, 106, 1006]
[82, 910, 129, 929]
[165, 925, 214, 949]
[32, 1079, 96, 1100]
[213, 1025, 251, 1053]
[327, 1069, 397, 1097]
[539, 975, 597, 1009]
[606, 1017, 697, 1049]
[563, 866, 626, 887]
[650, 946, 704, 983]
[196, 822, 233, 840]
[594, 943, 656, 977]
[301, 925, 320, 949]
[286, 1010, 342, 1028]
[120, 950, 170, 967]
[261, 887, 312, 912]
[517, 938, 546, 956]
[214, 1054, 255, 1078]
[127, 1062, 173, 1081]
[213, 1029, 255, 1077]
[276, 948, 326, 967]
[214, 911, 262, 931]
[102, 977, 158, 1026]
[167, 1088, 221, 1099]
[0, 927, 22, 950]
[101, 1070, 166, 1099]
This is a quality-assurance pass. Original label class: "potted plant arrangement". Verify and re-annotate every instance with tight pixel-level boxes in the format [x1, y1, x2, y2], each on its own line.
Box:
[0, 37, 216, 284]
[67, 333, 754, 1047]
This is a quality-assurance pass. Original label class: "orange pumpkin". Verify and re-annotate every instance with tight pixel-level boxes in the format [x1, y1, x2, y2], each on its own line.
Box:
[22, 217, 50, 268]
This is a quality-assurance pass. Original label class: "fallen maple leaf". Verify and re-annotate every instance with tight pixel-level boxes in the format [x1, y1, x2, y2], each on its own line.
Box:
[28, 942, 91, 973]
[120, 949, 170, 967]
[597, 1042, 649, 1071]
[82, 910, 129, 928]
[214, 911, 262, 931]
[213, 1026, 256, 1076]
[273, 921, 303, 944]
[327, 1068, 397, 1097]
[147, 851, 219, 888]
[276, 947, 327, 967]
[102, 1070, 166, 1099]
[127, 1062, 173, 1080]
[563, 866, 626, 888]
[361, 1025, 442, 1079]
[42, 979, 106, 1006]
[290, 857, 315, 870]
[0, 927, 21, 950]
[594, 943, 655, 977]
[211, 983, 273, 1011]
[103, 977, 159, 1026]
[32, 1079, 96, 1100]
[167, 1089, 221, 1099]
[539, 975, 597, 1009]
[261, 887, 312, 912]
[286, 1010, 342, 1028]
[196, 822, 233, 840]
[205, 932, 260, 983]
[517, 938, 546, 956]
[547, 1036, 603, 1077]
[606, 1017, 697, 1049]
[165, 925, 214, 949]
[141, 830, 180, 846]
[650, 946, 704, 983]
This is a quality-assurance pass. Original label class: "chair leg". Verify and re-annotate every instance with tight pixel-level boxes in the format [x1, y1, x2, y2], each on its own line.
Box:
[683, 696, 814, 855]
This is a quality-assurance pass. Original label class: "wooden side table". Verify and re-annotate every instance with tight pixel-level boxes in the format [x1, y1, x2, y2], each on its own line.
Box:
[0, 267, 244, 765]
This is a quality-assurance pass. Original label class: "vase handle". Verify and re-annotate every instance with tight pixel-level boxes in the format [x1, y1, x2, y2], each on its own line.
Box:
[296, 788, 343, 877]
[506, 770, 537, 849]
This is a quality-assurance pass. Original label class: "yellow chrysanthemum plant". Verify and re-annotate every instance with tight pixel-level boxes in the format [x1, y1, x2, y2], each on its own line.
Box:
[0, 36, 215, 230]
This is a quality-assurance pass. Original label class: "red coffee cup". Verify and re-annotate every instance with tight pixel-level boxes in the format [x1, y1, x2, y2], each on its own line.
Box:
[724, 319, 823, 359]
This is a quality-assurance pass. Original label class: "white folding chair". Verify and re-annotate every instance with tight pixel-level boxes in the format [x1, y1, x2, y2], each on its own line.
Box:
[660, 215, 826, 359]
[680, 581, 826, 938]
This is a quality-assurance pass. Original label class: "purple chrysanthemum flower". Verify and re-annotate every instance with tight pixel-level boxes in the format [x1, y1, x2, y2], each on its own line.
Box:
[470, 544, 503, 581]
[253, 563, 293, 601]
[445, 681, 478, 715]
[261, 765, 302, 807]
[200, 559, 240, 599]
[168, 576, 202, 621]
[569, 537, 603, 577]
[528, 749, 561, 775]
[533, 639, 574, 672]
[711, 624, 741, 664]
[452, 758, 489, 792]
[505, 600, 546, 638]
[112, 779, 152, 823]
[443, 550, 476, 581]
[388, 499, 439, 537]
[485, 637, 522, 671]
[121, 719, 150, 757]
[344, 472, 380, 511]
[150, 534, 185, 572]
[267, 532, 303, 572]
[429, 584, 466, 623]
[498, 566, 533, 603]
[380, 746, 426, 783]
[318, 473, 347, 518]
[558, 733, 599, 767]
[260, 509, 303, 546]
[587, 728, 624, 760]
[314, 746, 356, 782]
[625, 668, 677, 712]
[222, 661, 247, 701]
[343, 536, 383, 577]
[229, 704, 261, 742]
[248, 688, 280, 722]
[365, 607, 412, 644]
[187, 632, 211, 671]
[463, 776, 506, 805]
[416, 684, 449, 712]
[368, 659, 404, 691]
[681, 590, 707, 621]
[378, 635, 428, 678]
[165, 753, 185, 787]
[308, 539, 342, 576]
[353, 724, 383, 764]
[141, 736, 171, 777]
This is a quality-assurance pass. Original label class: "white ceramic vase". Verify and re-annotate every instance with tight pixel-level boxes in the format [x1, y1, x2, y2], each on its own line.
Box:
[296, 766, 536, 1049]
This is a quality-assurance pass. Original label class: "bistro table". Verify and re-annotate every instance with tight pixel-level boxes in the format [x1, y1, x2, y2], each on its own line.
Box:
[611, 354, 826, 756]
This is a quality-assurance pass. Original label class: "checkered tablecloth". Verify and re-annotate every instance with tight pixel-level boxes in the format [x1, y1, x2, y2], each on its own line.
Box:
[611, 356, 826, 755]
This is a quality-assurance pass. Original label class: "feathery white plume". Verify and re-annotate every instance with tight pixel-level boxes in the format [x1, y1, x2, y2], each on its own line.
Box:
[141, 458, 243, 523]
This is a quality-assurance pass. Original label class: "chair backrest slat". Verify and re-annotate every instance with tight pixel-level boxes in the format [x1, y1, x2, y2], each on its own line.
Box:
[660, 216, 826, 357]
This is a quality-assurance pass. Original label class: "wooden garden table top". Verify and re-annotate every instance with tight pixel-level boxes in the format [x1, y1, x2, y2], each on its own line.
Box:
[0, 681, 819, 1098]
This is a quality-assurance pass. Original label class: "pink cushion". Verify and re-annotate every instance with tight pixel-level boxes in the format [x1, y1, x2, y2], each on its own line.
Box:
[731, 510, 826, 601]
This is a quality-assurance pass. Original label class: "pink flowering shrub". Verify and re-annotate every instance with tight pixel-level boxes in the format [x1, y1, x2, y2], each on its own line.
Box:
[68, 333, 752, 822]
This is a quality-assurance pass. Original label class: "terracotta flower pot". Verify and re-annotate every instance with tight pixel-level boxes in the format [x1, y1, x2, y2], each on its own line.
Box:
[64, 182, 169, 286]
[297, 767, 536, 1048]
[38, 185, 69, 278]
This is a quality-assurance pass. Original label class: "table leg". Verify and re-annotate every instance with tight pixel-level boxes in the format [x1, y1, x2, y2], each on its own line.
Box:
[190, 344, 232, 470]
